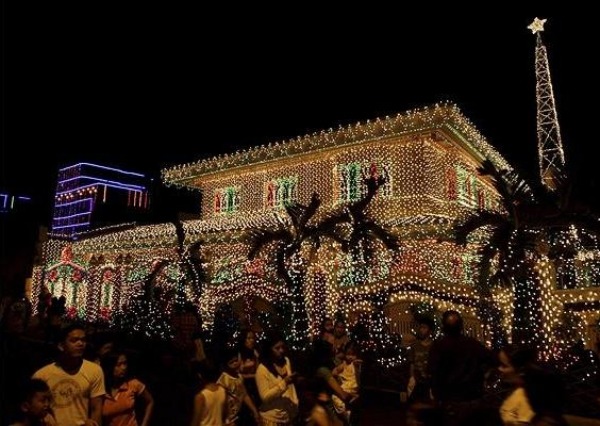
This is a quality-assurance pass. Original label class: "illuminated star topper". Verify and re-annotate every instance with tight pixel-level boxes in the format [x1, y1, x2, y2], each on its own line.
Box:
[528, 17, 547, 34]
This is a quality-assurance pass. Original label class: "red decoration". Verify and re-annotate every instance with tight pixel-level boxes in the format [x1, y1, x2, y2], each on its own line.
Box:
[60, 245, 74, 263]
[446, 168, 457, 200]
[66, 306, 78, 319]
[102, 269, 114, 281]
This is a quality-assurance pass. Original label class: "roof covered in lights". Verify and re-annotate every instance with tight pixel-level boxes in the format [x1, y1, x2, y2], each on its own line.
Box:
[161, 102, 512, 190]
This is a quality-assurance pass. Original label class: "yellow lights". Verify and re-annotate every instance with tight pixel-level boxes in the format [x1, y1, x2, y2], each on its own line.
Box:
[161, 103, 512, 189]
[29, 103, 600, 357]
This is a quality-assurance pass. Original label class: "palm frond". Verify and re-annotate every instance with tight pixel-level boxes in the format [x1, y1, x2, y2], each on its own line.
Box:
[454, 210, 508, 245]
[364, 222, 400, 251]
[246, 228, 291, 260]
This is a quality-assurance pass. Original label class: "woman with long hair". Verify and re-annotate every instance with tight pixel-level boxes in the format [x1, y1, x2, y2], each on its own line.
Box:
[237, 328, 261, 424]
[255, 331, 299, 426]
[101, 350, 154, 426]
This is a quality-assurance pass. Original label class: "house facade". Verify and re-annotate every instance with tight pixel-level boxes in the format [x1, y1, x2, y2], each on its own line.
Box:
[31, 104, 600, 348]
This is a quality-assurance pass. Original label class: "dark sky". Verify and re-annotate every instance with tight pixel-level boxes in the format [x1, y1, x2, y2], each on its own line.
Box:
[3, 5, 598, 223]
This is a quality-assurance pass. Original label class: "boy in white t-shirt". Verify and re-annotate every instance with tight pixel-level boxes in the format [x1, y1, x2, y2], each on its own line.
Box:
[32, 323, 105, 426]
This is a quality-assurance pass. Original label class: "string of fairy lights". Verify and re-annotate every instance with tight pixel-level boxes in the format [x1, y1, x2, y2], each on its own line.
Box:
[29, 103, 600, 365]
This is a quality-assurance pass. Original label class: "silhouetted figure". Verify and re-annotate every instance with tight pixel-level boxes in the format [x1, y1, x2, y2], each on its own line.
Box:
[407, 317, 435, 426]
[428, 310, 493, 426]
[498, 344, 537, 425]
[525, 365, 568, 426]
[236, 328, 260, 424]
[9, 378, 57, 426]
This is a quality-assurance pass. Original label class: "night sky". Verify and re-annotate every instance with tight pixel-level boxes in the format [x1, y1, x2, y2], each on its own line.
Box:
[3, 5, 599, 224]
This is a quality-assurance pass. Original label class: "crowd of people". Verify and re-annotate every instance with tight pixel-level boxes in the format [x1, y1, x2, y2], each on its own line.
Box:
[1, 298, 363, 426]
[1, 294, 599, 425]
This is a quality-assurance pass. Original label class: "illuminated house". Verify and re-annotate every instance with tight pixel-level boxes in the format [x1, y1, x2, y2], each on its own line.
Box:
[31, 104, 600, 348]
[52, 163, 150, 237]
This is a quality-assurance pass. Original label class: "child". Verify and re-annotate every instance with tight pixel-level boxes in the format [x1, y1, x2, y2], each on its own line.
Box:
[190, 361, 228, 426]
[10, 378, 57, 426]
[217, 348, 260, 425]
[100, 350, 154, 426]
[331, 342, 361, 424]
[306, 377, 344, 426]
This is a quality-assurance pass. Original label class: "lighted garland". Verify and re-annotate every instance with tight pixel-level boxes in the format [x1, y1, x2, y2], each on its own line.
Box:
[29, 102, 600, 362]
[162, 103, 512, 188]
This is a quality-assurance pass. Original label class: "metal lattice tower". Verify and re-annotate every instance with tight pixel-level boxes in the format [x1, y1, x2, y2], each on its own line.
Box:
[529, 18, 566, 191]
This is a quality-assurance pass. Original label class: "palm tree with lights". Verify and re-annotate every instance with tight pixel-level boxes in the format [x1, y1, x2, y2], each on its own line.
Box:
[171, 220, 206, 310]
[246, 192, 348, 348]
[341, 175, 401, 277]
[454, 160, 540, 347]
[246, 175, 398, 349]
[455, 18, 600, 354]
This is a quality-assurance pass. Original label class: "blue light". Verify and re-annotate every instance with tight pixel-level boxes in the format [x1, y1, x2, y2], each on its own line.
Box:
[52, 222, 91, 230]
[54, 197, 94, 208]
[53, 211, 92, 221]
[59, 162, 145, 177]
[57, 175, 147, 190]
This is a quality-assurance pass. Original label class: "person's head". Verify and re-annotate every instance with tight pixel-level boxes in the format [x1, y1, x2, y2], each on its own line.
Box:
[57, 323, 87, 359]
[18, 378, 52, 420]
[321, 317, 334, 334]
[343, 341, 360, 364]
[238, 328, 256, 351]
[441, 310, 463, 337]
[312, 339, 335, 369]
[261, 330, 287, 363]
[193, 360, 221, 384]
[222, 347, 241, 374]
[334, 320, 346, 338]
[524, 364, 566, 416]
[416, 317, 435, 340]
[498, 344, 536, 384]
[94, 332, 115, 359]
[100, 351, 130, 388]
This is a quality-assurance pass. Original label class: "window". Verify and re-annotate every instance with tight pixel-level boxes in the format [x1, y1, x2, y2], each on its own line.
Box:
[214, 186, 240, 214]
[455, 166, 478, 208]
[265, 176, 298, 209]
[337, 162, 391, 203]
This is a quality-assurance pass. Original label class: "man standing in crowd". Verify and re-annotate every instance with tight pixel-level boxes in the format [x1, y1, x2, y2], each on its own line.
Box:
[33, 323, 105, 426]
[428, 310, 493, 426]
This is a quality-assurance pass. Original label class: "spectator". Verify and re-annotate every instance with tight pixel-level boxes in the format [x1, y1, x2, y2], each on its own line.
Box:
[428, 310, 493, 426]
[190, 361, 227, 426]
[90, 332, 115, 364]
[309, 339, 355, 426]
[236, 328, 260, 423]
[256, 331, 299, 426]
[497, 344, 536, 425]
[306, 378, 343, 426]
[407, 317, 435, 402]
[172, 302, 202, 361]
[331, 341, 362, 425]
[33, 323, 105, 426]
[101, 350, 154, 426]
[217, 347, 260, 425]
[318, 318, 335, 346]
[332, 321, 349, 365]
[9, 378, 57, 426]
[525, 364, 568, 426]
